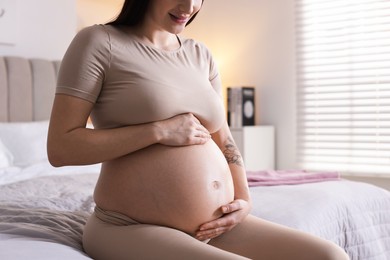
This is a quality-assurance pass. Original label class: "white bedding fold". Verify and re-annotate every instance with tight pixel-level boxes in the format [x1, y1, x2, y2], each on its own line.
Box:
[0, 207, 88, 250]
[0, 172, 99, 255]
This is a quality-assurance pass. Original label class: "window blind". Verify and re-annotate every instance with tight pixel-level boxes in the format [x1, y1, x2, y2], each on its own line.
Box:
[295, 0, 390, 176]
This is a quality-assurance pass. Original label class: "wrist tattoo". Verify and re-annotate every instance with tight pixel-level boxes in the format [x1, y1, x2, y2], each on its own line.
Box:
[223, 137, 243, 167]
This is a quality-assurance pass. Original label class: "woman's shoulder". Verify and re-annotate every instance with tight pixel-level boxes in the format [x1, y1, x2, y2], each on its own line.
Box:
[69, 24, 122, 55]
[78, 24, 138, 48]
[180, 36, 213, 59]
[63, 25, 112, 65]
[74, 24, 111, 42]
[181, 36, 207, 49]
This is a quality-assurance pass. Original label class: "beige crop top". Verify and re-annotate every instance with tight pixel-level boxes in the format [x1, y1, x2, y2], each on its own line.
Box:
[56, 24, 225, 133]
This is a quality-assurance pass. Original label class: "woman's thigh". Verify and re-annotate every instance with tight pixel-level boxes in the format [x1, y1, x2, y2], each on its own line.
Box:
[82, 213, 250, 260]
[209, 214, 349, 260]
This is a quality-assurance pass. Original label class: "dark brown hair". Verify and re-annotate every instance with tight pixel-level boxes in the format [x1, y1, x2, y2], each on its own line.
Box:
[107, 0, 203, 27]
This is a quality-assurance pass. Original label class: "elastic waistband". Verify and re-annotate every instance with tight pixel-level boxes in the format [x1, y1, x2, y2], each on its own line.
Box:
[94, 206, 211, 244]
[94, 206, 139, 226]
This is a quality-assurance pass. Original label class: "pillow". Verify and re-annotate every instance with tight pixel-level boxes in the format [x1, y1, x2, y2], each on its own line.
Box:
[0, 138, 14, 168]
[0, 121, 49, 167]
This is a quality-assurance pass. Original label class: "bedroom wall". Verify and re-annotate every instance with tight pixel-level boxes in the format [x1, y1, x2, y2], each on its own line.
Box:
[76, 0, 123, 30]
[0, 0, 76, 60]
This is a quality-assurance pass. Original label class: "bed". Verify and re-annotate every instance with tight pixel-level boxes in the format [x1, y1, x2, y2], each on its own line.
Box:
[0, 56, 389, 260]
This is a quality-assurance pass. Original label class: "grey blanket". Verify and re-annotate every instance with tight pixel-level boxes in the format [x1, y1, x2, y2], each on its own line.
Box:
[0, 173, 97, 252]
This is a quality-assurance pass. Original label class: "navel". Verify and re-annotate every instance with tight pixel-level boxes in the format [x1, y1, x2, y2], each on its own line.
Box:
[211, 180, 221, 190]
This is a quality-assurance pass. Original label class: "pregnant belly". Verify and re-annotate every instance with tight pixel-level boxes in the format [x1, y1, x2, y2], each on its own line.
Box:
[93, 140, 235, 235]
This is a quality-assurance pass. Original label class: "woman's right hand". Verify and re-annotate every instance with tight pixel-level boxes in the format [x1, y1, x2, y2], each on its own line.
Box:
[154, 113, 211, 146]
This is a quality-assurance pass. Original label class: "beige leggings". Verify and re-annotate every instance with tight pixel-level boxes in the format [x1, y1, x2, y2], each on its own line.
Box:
[82, 207, 349, 260]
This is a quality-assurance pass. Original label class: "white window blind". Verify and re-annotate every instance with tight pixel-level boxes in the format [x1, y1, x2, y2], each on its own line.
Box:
[296, 0, 390, 176]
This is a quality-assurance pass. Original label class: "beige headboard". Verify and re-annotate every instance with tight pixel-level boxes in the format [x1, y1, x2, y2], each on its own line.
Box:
[0, 56, 61, 122]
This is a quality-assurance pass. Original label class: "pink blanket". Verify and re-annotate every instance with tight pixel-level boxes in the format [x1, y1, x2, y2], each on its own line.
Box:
[246, 170, 341, 186]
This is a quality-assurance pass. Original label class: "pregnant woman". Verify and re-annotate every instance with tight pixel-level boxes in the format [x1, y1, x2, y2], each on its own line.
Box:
[47, 0, 349, 259]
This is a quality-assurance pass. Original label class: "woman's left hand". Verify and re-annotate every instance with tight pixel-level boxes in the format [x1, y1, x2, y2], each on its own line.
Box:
[195, 199, 252, 241]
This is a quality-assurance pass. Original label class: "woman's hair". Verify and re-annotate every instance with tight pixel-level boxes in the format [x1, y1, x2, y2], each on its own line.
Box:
[107, 0, 203, 27]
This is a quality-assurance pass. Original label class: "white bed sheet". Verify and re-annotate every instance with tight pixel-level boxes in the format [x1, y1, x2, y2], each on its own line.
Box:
[0, 161, 101, 185]
[0, 235, 91, 260]
[0, 170, 98, 260]
[250, 181, 390, 259]
[0, 163, 389, 260]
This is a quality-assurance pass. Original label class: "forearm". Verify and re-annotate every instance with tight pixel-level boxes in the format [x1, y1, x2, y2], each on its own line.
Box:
[48, 94, 209, 167]
[212, 123, 252, 203]
[48, 122, 160, 166]
[48, 94, 166, 167]
[224, 137, 252, 203]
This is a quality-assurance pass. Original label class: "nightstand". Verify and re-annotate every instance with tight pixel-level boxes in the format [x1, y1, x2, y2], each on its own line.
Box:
[230, 126, 275, 171]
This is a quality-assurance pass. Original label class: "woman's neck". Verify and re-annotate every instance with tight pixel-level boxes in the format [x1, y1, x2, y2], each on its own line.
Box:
[131, 25, 180, 51]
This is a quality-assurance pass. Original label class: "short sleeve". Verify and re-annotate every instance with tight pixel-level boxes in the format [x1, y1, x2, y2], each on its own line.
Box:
[204, 45, 223, 98]
[56, 25, 111, 103]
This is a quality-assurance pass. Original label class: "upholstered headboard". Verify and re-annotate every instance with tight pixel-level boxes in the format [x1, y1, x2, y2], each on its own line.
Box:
[0, 56, 61, 122]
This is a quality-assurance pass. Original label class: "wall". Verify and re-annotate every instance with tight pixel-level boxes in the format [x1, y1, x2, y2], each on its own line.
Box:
[77, 0, 123, 30]
[0, 0, 76, 60]
[0, 0, 122, 59]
